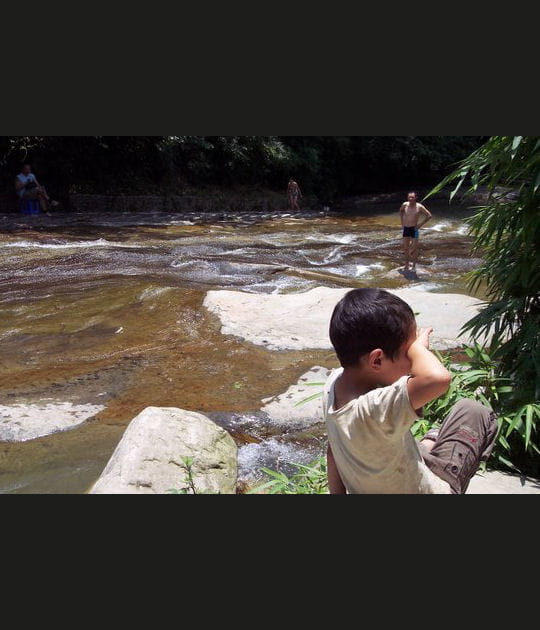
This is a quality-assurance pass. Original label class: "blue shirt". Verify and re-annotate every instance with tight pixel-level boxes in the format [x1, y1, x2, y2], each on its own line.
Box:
[16, 173, 37, 198]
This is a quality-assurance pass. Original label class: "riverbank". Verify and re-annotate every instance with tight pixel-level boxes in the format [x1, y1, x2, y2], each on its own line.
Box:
[0, 185, 491, 219]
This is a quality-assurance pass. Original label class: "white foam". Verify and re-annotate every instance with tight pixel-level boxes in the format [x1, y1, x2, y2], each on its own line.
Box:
[355, 265, 371, 276]
[302, 245, 344, 266]
[244, 275, 315, 295]
[425, 222, 451, 232]
[2, 239, 138, 250]
[306, 234, 357, 244]
[237, 438, 321, 481]
[411, 282, 443, 292]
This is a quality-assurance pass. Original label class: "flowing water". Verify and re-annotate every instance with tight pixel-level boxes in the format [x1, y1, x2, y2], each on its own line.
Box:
[0, 202, 482, 493]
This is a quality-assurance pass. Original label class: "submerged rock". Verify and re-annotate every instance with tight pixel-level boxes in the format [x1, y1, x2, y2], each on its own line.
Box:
[90, 407, 237, 494]
[0, 402, 105, 442]
[204, 286, 490, 351]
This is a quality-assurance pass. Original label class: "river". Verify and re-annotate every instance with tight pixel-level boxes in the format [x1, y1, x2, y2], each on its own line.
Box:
[0, 201, 482, 493]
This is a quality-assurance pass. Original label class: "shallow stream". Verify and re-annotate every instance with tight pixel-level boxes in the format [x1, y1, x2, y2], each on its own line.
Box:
[0, 201, 481, 492]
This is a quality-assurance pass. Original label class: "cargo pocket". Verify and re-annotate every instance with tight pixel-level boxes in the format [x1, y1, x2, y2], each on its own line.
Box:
[444, 443, 477, 493]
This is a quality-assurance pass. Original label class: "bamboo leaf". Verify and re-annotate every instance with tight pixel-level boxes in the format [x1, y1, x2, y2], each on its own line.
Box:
[525, 405, 534, 450]
[511, 136, 523, 159]
[247, 480, 281, 494]
[294, 391, 323, 407]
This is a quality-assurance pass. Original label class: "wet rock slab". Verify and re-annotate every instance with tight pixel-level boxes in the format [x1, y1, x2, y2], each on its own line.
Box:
[260, 366, 330, 424]
[0, 402, 105, 442]
[204, 286, 490, 351]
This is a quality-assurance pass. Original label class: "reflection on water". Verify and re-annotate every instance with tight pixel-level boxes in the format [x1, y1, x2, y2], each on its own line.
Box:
[0, 204, 482, 493]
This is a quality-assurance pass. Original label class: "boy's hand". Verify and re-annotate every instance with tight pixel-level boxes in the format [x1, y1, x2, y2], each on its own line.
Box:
[416, 327, 433, 349]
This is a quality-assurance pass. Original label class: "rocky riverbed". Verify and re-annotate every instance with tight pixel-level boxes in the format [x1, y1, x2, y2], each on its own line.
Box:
[0, 197, 511, 493]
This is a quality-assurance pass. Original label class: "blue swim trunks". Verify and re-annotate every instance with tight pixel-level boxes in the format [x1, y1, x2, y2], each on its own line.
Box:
[403, 227, 419, 238]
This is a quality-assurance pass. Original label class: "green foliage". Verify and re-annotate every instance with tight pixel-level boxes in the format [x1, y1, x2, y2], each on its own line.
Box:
[167, 456, 219, 495]
[423, 345, 512, 425]
[405, 344, 539, 472]
[427, 136, 540, 405]
[412, 344, 540, 473]
[249, 458, 328, 494]
[0, 135, 485, 200]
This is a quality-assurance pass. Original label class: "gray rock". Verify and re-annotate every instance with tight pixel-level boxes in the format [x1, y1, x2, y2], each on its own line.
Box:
[204, 286, 490, 351]
[90, 407, 237, 494]
[261, 366, 330, 424]
[0, 402, 105, 442]
[467, 470, 540, 494]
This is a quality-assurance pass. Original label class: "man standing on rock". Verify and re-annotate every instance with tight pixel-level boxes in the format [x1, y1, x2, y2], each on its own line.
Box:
[399, 192, 432, 271]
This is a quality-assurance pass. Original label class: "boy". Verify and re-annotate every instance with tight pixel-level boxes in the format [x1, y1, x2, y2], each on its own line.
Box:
[324, 288, 497, 494]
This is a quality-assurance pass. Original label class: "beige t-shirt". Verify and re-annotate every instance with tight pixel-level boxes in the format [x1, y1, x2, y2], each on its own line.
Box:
[323, 368, 451, 494]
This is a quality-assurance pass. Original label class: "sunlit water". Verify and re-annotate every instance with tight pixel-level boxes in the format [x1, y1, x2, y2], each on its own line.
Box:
[0, 203, 482, 492]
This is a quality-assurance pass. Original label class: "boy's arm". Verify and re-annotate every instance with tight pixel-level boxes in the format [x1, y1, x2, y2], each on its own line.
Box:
[417, 205, 432, 228]
[407, 328, 451, 410]
[399, 203, 405, 227]
[327, 445, 346, 494]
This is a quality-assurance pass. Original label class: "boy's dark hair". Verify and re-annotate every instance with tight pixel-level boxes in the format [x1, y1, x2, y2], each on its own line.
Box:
[329, 288, 416, 367]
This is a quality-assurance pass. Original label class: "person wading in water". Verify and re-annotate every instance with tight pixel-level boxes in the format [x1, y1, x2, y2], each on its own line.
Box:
[287, 178, 302, 211]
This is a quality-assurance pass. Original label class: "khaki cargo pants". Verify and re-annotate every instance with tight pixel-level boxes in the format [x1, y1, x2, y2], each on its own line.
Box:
[419, 399, 498, 494]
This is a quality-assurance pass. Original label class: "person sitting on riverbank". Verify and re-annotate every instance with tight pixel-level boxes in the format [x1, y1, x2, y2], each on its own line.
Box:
[15, 163, 59, 213]
[323, 288, 498, 494]
[399, 191, 432, 271]
[287, 179, 302, 210]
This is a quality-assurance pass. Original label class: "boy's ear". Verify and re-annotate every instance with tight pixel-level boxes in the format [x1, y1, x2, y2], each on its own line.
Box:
[368, 349, 384, 370]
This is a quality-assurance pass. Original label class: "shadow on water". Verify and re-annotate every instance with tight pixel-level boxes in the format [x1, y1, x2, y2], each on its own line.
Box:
[398, 268, 419, 281]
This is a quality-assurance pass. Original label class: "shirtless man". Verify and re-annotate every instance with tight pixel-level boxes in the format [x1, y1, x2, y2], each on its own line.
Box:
[287, 179, 302, 210]
[399, 191, 432, 271]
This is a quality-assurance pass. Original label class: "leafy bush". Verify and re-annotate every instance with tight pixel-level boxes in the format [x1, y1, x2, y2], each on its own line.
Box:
[427, 136, 540, 404]
[248, 458, 328, 494]
[421, 345, 540, 473]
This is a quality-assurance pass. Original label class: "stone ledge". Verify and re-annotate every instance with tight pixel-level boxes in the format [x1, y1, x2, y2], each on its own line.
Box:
[204, 286, 489, 351]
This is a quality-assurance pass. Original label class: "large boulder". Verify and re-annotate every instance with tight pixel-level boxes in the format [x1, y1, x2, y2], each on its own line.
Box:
[90, 407, 237, 494]
[204, 286, 489, 351]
